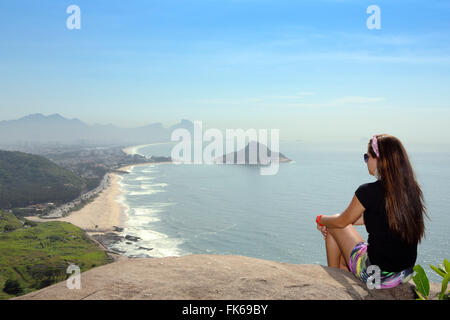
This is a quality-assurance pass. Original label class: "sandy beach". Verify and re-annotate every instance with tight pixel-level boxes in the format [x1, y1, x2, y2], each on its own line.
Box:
[26, 172, 127, 233]
[26, 143, 171, 235]
[23, 143, 175, 260]
[122, 144, 150, 156]
[118, 161, 170, 172]
[122, 142, 172, 156]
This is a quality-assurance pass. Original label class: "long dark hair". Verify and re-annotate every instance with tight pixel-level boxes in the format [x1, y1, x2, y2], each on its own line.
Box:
[368, 134, 429, 244]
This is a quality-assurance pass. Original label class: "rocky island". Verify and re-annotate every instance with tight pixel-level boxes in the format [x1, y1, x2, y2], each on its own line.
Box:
[216, 141, 292, 165]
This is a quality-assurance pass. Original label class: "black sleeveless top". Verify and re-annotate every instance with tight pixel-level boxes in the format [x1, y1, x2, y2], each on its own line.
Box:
[355, 181, 418, 272]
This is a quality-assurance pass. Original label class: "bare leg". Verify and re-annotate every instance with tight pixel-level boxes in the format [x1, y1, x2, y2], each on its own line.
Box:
[339, 254, 350, 272]
[326, 232, 350, 271]
[327, 225, 364, 267]
[325, 232, 342, 268]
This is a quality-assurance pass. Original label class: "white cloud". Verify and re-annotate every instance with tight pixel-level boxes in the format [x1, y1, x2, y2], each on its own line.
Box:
[193, 94, 384, 108]
[194, 91, 316, 105]
[333, 96, 385, 104]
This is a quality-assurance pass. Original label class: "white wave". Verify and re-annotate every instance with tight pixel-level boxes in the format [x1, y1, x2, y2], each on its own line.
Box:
[128, 189, 165, 196]
[132, 207, 165, 216]
[150, 202, 174, 208]
[135, 176, 155, 181]
[115, 178, 132, 216]
[111, 227, 186, 258]
[116, 175, 125, 187]
[126, 215, 160, 225]
[113, 169, 183, 258]
[140, 183, 168, 190]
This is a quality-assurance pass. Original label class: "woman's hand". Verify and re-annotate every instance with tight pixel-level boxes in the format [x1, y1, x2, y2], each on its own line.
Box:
[317, 224, 328, 240]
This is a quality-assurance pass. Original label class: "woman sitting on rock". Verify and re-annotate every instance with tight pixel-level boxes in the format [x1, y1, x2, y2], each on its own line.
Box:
[316, 134, 428, 289]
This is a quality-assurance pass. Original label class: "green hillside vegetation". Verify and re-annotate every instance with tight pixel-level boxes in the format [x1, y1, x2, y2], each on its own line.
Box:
[0, 211, 112, 299]
[0, 150, 85, 208]
[0, 211, 25, 232]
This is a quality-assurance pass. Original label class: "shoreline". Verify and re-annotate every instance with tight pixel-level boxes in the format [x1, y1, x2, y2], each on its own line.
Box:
[26, 172, 127, 234]
[122, 142, 173, 156]
[26, 143, 171, 231]
[117, 161, 171, 172]
[25, 143, 171, 258]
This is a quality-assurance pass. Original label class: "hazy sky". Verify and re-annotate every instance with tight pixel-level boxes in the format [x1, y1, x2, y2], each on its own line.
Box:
[1, 0, 450, 149]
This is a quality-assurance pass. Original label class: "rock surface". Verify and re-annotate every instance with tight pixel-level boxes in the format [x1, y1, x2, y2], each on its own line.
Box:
[13, 254, 440, 300]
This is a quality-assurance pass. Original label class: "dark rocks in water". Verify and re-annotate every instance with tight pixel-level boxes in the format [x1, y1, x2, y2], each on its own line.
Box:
[138, 246, 153, 251]
[126, 242, 132, 245]
[216, 141, 291, 165]
[113, 226, 124, 232]
[125, 235, 141, 242]
[110, 248, 126, 254]
[92, 232, 123, 248]
[114, 170, 130, 174]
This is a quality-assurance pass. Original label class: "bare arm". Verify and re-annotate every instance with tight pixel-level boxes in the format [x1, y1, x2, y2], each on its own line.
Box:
[319, 195, 365, 228]
[352, 214, 364, 225]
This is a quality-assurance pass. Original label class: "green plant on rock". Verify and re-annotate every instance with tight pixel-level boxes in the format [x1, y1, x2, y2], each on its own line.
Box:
[413, 258, 449, 300]
[3, 279, 23, 295]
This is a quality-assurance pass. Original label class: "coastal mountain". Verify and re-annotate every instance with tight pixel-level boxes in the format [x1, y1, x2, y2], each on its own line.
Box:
[0, 113, 194, 146]
[217, 141, 291, 164]
[0, 150, 85, 208]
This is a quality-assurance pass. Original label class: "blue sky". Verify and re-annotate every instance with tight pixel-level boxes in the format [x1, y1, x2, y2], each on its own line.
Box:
[1, 0, 450, 149]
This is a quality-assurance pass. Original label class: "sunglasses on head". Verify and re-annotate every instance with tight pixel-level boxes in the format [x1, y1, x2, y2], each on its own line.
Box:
[364, 153, 369, 163]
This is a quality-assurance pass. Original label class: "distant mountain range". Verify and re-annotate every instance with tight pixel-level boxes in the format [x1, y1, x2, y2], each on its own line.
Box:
[0, 113, 194, 146]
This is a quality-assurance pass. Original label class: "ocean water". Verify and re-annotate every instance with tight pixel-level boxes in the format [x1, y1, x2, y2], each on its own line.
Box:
[112, 142, 449, 282]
